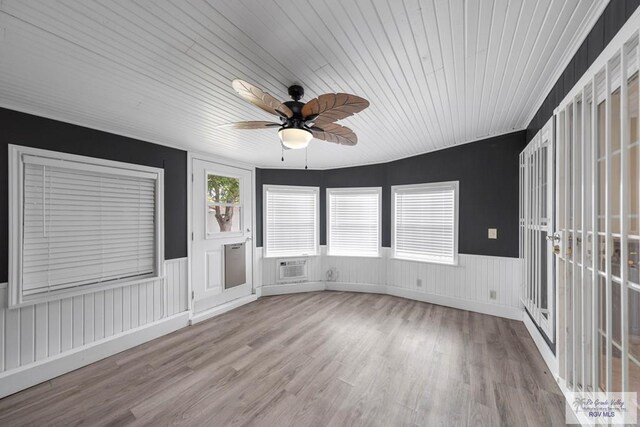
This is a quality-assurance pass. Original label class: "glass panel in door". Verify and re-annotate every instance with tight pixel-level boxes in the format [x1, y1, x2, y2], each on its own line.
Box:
[207, 174, 242, 234]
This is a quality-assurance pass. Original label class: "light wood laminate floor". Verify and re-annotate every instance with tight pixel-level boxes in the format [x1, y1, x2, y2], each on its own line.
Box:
[0, 291, 566, 426]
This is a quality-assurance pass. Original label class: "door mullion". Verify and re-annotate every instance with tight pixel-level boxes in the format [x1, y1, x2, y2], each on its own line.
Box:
[546, 121, 555, 341]
[535, 138, 540, 323]
[581, 88, 587, 391]
[565, 104, 572, 388]
[520, 153, 525, 306]
[591, 76, 599, 394]
[605, 60, 613, 393]
[620, 44, 630, 393]
[525, 150, 528, 315]
[572, 96, 579, 390]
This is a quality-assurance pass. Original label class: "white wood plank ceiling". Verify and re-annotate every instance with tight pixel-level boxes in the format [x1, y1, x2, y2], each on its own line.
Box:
[0, 0, 607, 168]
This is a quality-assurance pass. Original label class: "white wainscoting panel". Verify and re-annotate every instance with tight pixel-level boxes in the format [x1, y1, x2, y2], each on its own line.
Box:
[323, 247, 387, 286]
[256, 247, 522, 319]
[165, 257, 189, 316]
[0, 257, 188, 375]
[386, 252, 521, 309]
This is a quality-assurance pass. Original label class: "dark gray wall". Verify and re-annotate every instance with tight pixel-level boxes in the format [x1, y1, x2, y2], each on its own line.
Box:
[526, 0, 640, 141]
[0, 107, 188, 283]
[257, 131, 527, 258]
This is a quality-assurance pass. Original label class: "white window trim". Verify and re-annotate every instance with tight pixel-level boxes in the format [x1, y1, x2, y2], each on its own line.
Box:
[391, 181, 460, 266]
[263, 184, 320, 258]
[326, 187, 382, 258]
[8, 144, 165, 308]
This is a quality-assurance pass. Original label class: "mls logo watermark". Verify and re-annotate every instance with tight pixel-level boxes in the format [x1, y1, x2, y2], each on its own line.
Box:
[566, 392, 637, 425]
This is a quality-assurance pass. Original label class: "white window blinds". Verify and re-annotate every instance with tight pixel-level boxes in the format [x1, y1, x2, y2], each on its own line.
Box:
[19, 153, 161, 300]
[393, 182, 458, 265]
[264, 185, 318, 257]
[328, 188, 380, 257]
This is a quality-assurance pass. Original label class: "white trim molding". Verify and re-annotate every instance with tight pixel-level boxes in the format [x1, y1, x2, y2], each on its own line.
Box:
[262, 184, 320, 258]
[0, 312, 189, 399]
[523, 310, 559, 377]
[257, 247, 523, 321]
[190, 294, 258, 324]
[0, 258, 189, 398]
[556, 6, 640, 112]
[262, 282, 325, 296]
[391, 181, 460, 266]
[8, 144, 165, 308]
[523, 0, 611, 127]
[326, 187, 382, 258]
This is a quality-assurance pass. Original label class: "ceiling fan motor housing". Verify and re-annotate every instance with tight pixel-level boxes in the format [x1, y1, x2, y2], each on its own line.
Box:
[288, 84, 304, 101]
[282, 100, 305, 119]
[282, 86, 315, 133]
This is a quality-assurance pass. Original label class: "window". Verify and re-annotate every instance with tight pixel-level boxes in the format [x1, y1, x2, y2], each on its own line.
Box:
[264, 185, 319, 257]
[392, 181, 458, 265]
[9, 145, 164, 307]
[207, 173, 241, 234]
[327, 187, 381, 257]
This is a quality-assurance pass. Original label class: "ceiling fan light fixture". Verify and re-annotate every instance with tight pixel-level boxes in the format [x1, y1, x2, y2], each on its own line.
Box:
[226, 80, 368, 149]
[278, 127, 312, 149]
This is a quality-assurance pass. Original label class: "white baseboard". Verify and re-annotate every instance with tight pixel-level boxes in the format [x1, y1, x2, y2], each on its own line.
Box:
[557, 378, 588, 425]
[387, 286, 523, 320]
[190, 294, 258, 325]
[325, 281, 387, 294]
[261, 282, 325, 296]
[262, 280, 522, 321]
[523, 311, 559, 377]
[0, 311, 190, 399]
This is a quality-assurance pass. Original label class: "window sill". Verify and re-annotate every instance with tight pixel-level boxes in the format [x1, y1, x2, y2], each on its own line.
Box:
[389, 256, 459, 267]
[326, 253, 382, 259]
[10, 274, 163, 309]
[263, 254, 320, 259]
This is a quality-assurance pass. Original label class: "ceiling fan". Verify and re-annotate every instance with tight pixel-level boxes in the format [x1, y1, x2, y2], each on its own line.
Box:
[220, 79, 369, 150]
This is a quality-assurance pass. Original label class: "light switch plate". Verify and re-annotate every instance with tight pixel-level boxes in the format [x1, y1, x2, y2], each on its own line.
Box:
[488, 228, 498, 239]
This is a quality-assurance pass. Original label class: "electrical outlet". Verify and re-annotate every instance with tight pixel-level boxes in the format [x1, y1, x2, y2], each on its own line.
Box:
[416, 278, 422, 287]
[489, 290, 497, 300]
[488, 228, 498, 239]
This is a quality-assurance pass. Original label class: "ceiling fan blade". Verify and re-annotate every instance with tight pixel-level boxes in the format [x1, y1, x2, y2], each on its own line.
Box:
[301, 93, 369, 125]
[231, 79, 293, 118]
[311, 123, 358, 146]
[217, 121, 281, 129]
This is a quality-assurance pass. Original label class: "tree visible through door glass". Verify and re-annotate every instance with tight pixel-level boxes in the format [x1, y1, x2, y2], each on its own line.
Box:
[207, 174, 242, 234]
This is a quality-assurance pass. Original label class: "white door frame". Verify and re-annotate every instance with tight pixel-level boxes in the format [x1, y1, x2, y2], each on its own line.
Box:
[187, 151, 256, 319]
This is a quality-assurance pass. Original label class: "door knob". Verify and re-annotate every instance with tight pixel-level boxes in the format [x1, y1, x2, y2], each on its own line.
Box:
[546, 233, 560, 242]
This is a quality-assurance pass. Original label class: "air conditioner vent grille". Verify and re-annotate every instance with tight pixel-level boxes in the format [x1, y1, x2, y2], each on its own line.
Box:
[277, 259, 308, 283]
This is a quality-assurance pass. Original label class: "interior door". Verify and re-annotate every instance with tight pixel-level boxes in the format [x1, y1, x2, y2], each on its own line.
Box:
[520, 118, 555, 342]
[192, 158, 253, 314]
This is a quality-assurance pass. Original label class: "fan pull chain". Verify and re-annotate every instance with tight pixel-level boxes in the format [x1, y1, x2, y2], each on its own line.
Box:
[305, 147, 308, 170]
[281, 145, 284, 162]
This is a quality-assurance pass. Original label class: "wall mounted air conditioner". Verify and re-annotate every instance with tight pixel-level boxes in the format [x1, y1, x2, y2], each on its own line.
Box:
[277, 259, 308, 283]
